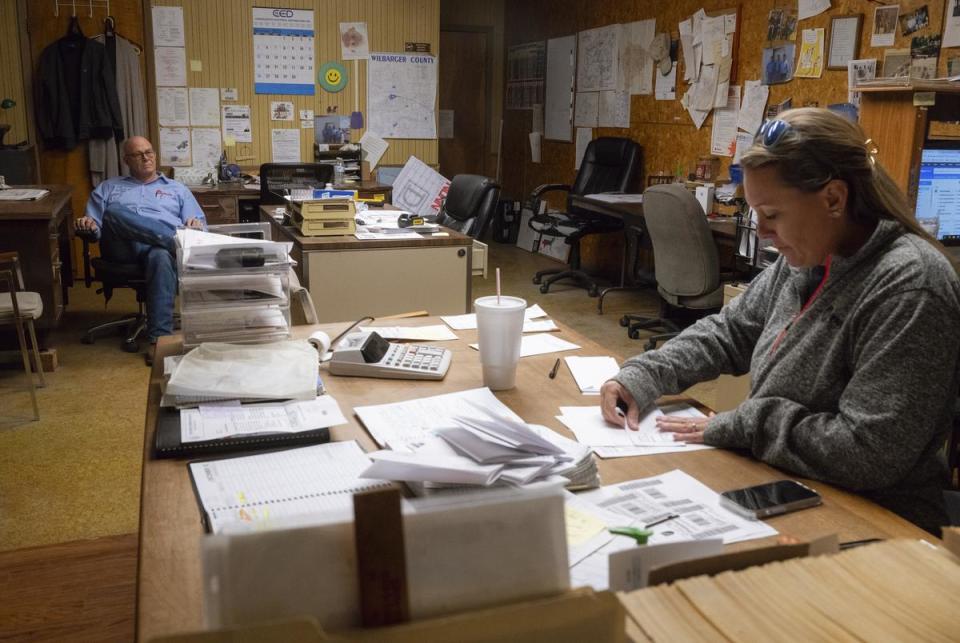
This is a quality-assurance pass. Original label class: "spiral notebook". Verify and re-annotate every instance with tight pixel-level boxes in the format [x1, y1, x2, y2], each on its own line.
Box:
[188, 441, 391, 533]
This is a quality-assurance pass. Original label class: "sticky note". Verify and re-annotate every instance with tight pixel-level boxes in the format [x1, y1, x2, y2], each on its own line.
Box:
[190, 59, 202, 72]
[224, 136, 236, 147]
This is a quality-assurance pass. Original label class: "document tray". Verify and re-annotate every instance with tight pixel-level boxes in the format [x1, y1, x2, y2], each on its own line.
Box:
[153, 407, 331, 459]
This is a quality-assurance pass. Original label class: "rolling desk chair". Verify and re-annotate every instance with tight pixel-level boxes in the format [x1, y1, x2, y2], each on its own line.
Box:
[621, 183, 725, 351]
[259, 163, 335, 205]
[529, 137, 641, 296]
[435, 174, 501, 239]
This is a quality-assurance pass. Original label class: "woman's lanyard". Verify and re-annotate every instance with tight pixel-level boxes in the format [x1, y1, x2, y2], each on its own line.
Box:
[769, 255, 832, 355]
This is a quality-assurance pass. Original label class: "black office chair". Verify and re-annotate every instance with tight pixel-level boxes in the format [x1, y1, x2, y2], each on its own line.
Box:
[76, 229, 149, 353]
[259, 163, 335, 205]
[621, 183, 726, 351]
[529, 137, 641, 296]
[435, 174, 501, 238]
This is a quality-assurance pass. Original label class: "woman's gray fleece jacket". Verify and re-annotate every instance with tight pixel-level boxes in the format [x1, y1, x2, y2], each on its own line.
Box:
[613, 220, 960, 533]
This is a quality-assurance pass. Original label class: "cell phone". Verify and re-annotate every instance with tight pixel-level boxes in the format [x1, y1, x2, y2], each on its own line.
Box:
[718, 480, 822, 520]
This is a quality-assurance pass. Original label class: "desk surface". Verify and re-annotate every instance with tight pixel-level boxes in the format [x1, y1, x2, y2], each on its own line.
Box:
[0, 185, 73, 220]
[137, 321, 929, 640]
[258, 205, 473, 251]
[190, 180, 392, 197]
[570, 195, 737, 240]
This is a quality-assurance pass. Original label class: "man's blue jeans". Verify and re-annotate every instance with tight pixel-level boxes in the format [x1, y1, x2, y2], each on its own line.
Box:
[100, 204, 178, 341]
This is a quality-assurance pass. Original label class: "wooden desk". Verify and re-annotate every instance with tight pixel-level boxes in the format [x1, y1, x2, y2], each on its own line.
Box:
[137, 321, 929, 641]
[259, 206, 473, 321]
[0, 185, 73, 346]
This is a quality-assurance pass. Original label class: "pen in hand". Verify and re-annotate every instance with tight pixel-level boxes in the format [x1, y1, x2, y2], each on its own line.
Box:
[548, 358, 561, 379]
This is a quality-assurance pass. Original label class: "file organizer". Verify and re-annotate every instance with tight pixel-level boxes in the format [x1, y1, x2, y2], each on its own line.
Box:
[178, 224, 294, 348]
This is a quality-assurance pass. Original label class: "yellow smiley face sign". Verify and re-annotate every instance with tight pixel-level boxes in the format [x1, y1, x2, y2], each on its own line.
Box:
[319, 62, 348, 93]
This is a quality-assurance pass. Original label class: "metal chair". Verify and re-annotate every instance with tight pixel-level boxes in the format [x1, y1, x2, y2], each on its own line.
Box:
[0, 252, 46, 420]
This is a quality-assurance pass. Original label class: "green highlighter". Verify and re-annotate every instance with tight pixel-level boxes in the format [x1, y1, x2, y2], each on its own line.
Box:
[608, 526, 653, 545]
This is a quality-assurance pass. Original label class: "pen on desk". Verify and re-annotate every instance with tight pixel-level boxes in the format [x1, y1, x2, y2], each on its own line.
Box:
[548, 358, 561, 379]
[644, 514, 680, 529]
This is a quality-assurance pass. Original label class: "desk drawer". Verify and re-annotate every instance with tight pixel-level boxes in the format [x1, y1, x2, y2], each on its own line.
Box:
[195, 195, 238, 225]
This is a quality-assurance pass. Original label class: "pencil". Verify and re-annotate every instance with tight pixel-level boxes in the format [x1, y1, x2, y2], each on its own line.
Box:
[548, 358, 561, 379]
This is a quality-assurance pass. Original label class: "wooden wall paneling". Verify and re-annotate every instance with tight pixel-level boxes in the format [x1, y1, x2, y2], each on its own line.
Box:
[0, 0, 29, 145]
[151, 0, 439, 170]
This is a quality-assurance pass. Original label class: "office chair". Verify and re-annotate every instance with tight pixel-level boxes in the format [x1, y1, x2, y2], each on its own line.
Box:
[621, 183, 725, 351]
[76, 229, 150, 353]
[0, 252, 46, 420]
[259, 163, 335, 205]
[529, 137, 641, 296]
[435, 174, 501, 238]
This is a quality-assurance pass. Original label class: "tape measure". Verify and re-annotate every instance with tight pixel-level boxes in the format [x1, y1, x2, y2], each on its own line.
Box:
[398, 214, 426, 227]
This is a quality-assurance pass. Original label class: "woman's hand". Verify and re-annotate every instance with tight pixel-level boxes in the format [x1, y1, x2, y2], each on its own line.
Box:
[600, 380, 642, 430]
[655, 412, 715, 444]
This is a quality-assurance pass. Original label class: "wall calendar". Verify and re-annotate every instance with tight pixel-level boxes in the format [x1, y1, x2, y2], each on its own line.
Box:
[253, 7, 315, 95]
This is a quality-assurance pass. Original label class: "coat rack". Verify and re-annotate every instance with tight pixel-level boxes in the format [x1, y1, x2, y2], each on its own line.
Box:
[53, 0, 110, 18]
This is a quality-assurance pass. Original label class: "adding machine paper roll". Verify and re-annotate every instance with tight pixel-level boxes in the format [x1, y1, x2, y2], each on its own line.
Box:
[308, 330, 332, 361]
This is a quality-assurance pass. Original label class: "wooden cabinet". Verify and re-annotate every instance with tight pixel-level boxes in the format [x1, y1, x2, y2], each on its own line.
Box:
[859, 84, 960, 204]
[0, 185, 73, 346]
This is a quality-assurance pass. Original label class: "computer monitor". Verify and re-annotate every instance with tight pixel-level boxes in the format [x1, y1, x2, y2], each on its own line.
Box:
[914, 147, 960, 245]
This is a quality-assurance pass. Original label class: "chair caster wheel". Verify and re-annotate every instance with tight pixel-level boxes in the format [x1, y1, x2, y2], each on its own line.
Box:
[81, 334, 94, 345]
[619, 316, 630, 327]
[532, 275, 542, 285]
[628, 329, 639, 340]
[122, 339, 140, 353]
[539, 284, 549, 294]
[644, 341, 656, 351]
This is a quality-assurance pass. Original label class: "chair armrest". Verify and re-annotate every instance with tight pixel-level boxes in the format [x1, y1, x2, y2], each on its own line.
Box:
[531, 183, 572, 200]
[75, 228, 99, 288]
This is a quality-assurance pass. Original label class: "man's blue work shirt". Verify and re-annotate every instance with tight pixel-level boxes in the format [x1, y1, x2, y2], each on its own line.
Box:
[85, 174, 206, 232]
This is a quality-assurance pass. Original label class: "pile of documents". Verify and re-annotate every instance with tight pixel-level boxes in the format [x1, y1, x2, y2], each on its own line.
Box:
[177, 228, 295, 347]
[355, 387, 600, 493]
[564, 356, 620, 394]
[557, 403, 715, 458]
[441, 303, 559, 333]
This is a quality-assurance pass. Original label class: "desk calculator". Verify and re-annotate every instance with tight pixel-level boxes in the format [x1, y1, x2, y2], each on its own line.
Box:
[328, 331, 452, 380]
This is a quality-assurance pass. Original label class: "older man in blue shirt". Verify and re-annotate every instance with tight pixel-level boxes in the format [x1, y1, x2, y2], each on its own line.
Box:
[76, 136, 206, 344]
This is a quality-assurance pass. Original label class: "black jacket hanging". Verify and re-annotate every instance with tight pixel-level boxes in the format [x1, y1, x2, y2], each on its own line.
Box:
[36, 34, 124, 150]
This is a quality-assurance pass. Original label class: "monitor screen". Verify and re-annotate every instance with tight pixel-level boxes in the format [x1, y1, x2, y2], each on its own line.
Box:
[915, 148, 960, 244]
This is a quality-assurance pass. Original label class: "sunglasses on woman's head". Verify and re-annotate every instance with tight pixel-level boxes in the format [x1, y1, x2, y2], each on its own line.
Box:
[757, 119, 791, 146]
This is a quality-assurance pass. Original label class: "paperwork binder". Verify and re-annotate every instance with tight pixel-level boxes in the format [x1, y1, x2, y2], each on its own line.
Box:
[153, 407, 331, 459]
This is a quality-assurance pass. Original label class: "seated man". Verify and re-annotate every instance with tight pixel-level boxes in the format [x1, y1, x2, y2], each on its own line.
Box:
[76, 136, 206, 347]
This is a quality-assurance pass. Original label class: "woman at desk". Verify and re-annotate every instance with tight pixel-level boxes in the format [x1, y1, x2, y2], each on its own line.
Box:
[601, 108, 960, 534]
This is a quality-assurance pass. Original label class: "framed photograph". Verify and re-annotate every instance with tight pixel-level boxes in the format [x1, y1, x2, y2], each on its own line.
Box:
[827, 15, 863, 70]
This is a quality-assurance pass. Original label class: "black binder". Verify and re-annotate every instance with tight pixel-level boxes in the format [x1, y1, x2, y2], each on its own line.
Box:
[153, 407, 331, 459]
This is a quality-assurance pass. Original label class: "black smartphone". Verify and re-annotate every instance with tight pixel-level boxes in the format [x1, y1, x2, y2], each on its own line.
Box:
[718, 480, 822, 520]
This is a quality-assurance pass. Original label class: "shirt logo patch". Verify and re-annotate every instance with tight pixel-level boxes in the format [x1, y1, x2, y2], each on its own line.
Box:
[155, 189, 174, 199]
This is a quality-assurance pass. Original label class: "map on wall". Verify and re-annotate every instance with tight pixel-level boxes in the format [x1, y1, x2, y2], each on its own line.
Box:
[367, 53, 438, 139]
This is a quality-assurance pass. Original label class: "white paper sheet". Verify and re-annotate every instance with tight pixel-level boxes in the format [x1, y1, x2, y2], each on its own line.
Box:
[159, 127, 191, 166]
[190, 128, 222, 171]
[392, 156, 450, 216]
[222, 105, 252, 143]
[544, 35, 576, 142]
[181, 396, 347, 443]
[577, 25, 620, 92]
[692, 63, 718, 112]
[155, 46, 187, 87]
[598, 91, 630, 128]
[357, 324, 458, 342]
[829, 16, 860, 70]
[608, 539, 724, 591]
[152, 6, 185, 47]
[441, 304, 549, 331]
[679, 19, 695, 82]
[529, 132, 543, 163]
[354, 387, 525, 448]
[574, 92, 599, 127]
[620, 19, 656, 95]
[469, 333, 580, 358]
[737, 80, 769, 135]
[271, 128, 300, 163]
[798, 0, 830, 21]
[847, 59, 876, 107]
[368, 53, 437, 139]
[584, 194, 644, 204]
[221, 88, 238, 101]
[710, 85, 740, 157]
[339, 22, 369, 60]
[189, 88, 220, 127]
[946, 4, 960, 48]
[733, 131, 754, 164]
[557, 405, 678, 447]
[563, 356, 620, 395]
[157, 87, 189, 126]
[358, 131, 389, 169]
[654, 61, 677, 100]
[575, 127, 593, 170]
[270, 101, 295, 121]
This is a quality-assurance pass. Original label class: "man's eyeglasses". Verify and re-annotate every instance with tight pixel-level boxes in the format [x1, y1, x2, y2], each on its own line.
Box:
[757, 119, 791, 146]
[125, 150, 156, 160]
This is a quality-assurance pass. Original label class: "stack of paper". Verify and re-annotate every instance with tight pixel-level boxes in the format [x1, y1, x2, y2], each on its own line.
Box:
[557, 403, 715, 457]
[176, 228, 293, 270]
[564, 356, 620, 394]
[441, 304, 559, 333]
[355, 388, 599, 493]
[180, 396, 347, 443]
[469, 333, 580, 357]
